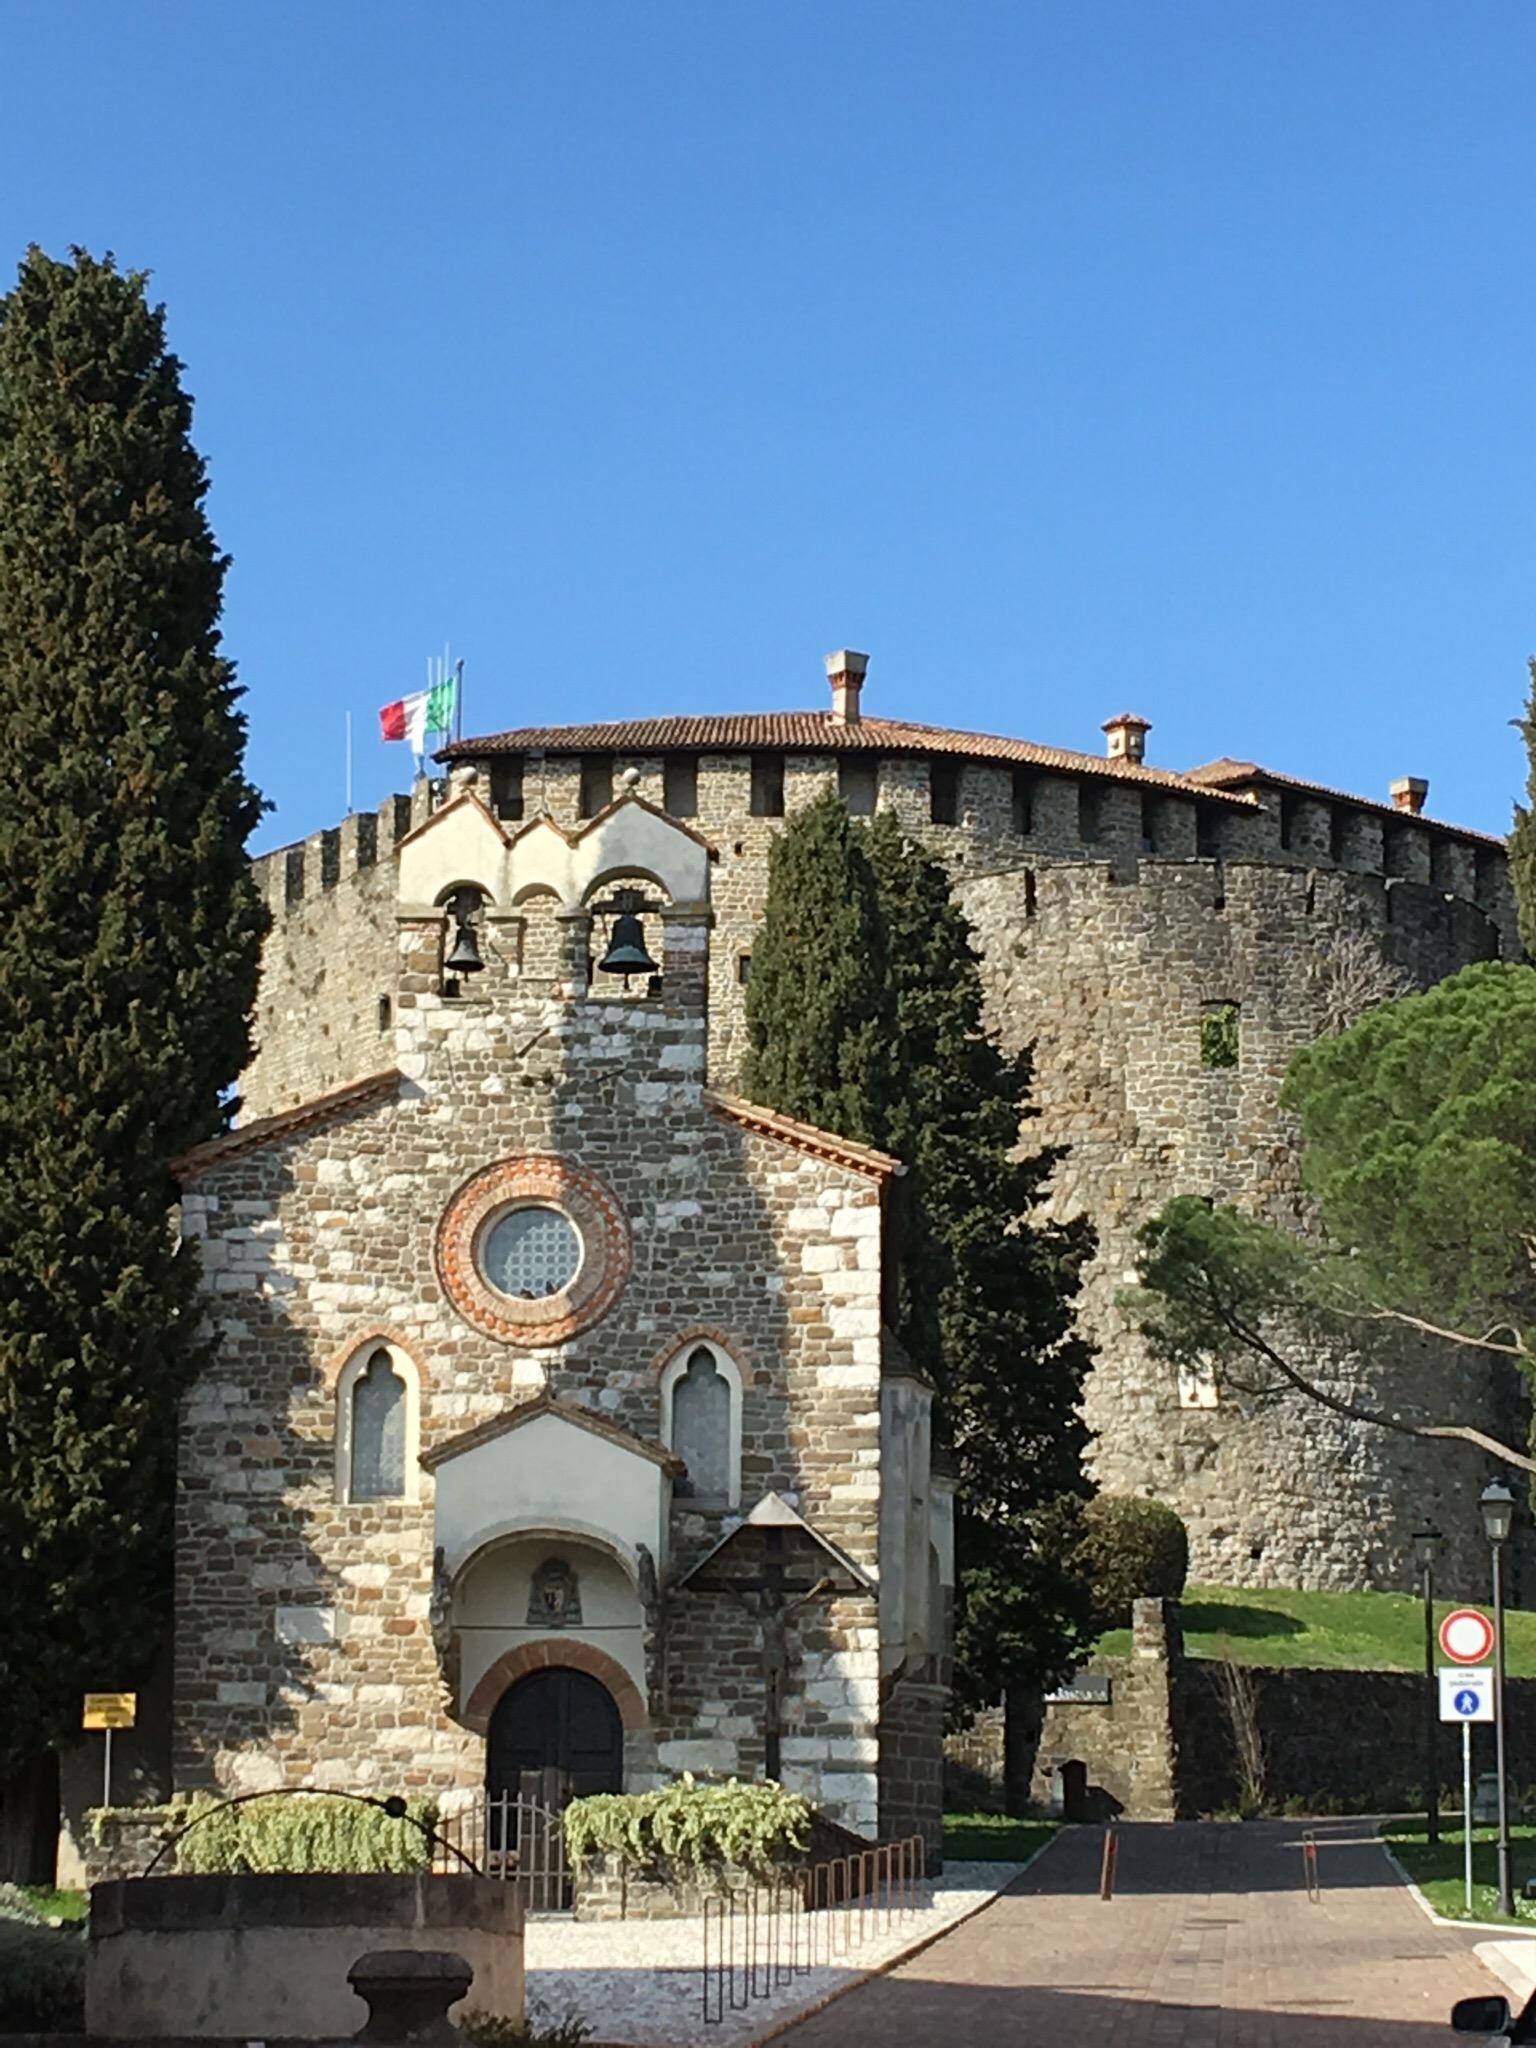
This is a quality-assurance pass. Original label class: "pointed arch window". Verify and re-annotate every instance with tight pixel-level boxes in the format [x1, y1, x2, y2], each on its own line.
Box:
[334, 1338, 422, 1504]
[351, 1351, 406, 1500]
[660, 1340, 743, 1509]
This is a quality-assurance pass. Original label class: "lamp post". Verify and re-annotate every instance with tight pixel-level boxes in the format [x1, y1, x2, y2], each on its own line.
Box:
[1413, 1523, 1442, 1844]
[1481, 1479, 1516, 1919]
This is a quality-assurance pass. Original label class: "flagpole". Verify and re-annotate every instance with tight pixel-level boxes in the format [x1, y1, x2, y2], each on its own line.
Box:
[455, 658, 464, 743]
[345, 710, 353, 815]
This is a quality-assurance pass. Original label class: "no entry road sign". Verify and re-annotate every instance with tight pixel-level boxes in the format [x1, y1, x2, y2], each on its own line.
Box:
[1439, 1667, 1495, 1722]
[1439, 1608, 1496, 1664]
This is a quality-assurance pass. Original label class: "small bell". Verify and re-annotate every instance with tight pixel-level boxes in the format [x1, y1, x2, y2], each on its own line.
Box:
[597, 908, 658, 981]
[444, 917, 484, 976]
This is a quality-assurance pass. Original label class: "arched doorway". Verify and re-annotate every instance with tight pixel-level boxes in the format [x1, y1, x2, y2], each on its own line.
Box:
[487, 1666, 624, 1806]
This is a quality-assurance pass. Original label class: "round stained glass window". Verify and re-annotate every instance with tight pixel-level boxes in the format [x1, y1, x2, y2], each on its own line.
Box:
[479, 1205, 581, 1301]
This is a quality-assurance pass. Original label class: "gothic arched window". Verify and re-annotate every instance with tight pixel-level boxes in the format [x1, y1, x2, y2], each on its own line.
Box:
[661, 1341, 742, 1508]
[349, 1348, 406, 1501]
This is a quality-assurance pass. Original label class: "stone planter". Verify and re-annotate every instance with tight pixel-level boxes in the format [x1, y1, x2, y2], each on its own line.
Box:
[573, 1849, 757, 1921]
[86, 1873, 523, 2040]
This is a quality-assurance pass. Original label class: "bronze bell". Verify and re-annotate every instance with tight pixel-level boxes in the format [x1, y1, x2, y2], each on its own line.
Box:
[444, 916, 484, 975]
[597, 908, 657, 980]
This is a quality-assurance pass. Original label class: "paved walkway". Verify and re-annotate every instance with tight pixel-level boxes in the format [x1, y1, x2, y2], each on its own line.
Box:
[776, 1820, 1508, 2048]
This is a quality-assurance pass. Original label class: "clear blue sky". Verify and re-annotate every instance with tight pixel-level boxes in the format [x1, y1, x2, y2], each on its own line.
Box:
[5, 3, 1533, 849]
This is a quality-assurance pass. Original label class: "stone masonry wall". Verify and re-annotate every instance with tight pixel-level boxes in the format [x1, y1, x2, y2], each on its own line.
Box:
[176, 934, 889, 1836]
[952, 1599, 1536, 1821]
[958, 857, 1518, 1595]
[240, 742, 1516, 1600]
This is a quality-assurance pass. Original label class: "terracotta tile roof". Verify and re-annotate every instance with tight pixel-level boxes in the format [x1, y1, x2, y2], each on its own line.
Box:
[439, 712, 1258, 806]
[705, 1089, 904, 1180]
[1187, 759, 1503, 846]
[173, 1070, 402, 1182]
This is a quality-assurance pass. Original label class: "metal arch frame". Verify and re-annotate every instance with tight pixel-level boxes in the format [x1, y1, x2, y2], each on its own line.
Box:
[140, 1785, 483, 1879]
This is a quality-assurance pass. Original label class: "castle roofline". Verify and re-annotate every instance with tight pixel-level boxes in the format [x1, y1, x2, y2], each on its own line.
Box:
[1187, 758, 1503, 846]
[438, 711, 1260, 808]
[173, 1069, 402, 1182]
[706, 1089, 905, 1180]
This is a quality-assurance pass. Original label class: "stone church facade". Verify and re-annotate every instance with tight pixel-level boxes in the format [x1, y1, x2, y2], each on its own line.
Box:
[234, 651, 1522, 1598]
[173, 792, 951, 1849]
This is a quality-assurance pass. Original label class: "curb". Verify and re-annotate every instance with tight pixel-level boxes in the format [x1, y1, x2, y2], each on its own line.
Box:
[747, 1835, 1061, 2047]
[1377, 1837, 1536, 1938]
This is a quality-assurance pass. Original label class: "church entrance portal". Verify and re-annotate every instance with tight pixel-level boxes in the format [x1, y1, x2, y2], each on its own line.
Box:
[487, 1666, 624, 1807]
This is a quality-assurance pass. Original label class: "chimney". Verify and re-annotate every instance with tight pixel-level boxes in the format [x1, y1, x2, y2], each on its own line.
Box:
[826, 649, 869, 727]
[1390, 776, 1428, 816]
[1102, 712, 1151, 765]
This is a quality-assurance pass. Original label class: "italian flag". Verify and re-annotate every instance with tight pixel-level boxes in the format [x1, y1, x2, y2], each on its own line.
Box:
[379, 675, 456, 752]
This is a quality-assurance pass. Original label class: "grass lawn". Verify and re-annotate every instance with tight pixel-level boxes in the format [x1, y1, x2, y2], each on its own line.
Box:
[15, 1886, 87, 1922]
[1094, 1583, 1536, 1674]
[1382, 1823, 1536, 1925]
[943, 1812, 1056, 1864]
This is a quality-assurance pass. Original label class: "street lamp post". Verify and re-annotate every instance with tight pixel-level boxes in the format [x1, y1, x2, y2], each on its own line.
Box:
[1480, 1479, 1516, 1920]
[1413, 1523, 1442, 1845]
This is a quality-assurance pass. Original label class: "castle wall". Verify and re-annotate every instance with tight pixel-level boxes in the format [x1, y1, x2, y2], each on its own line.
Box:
[957, 855, 1516, 1593]
[238, 742, 1517, 1598]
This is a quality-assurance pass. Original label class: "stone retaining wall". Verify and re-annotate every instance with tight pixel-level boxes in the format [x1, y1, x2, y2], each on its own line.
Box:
[946, 1598, 1536, 1820]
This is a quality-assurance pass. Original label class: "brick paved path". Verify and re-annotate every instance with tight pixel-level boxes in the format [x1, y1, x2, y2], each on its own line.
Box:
[777, 1820, 1506, 2047]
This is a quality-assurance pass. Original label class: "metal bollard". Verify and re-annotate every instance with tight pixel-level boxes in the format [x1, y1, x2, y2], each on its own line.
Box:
[1099, 1827, 1118, 1901]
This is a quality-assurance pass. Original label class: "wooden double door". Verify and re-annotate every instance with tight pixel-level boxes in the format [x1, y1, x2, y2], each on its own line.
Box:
[486, 1666, 624, 1807]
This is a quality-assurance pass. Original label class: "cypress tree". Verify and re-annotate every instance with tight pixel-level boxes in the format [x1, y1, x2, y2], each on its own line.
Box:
[745, 796, 1096, 1727]
[0, 249, 266, 1833]
[860, 814, 1096, 1711]
[740, 790, 890, 1145]
[1510, 656, 1536, 956]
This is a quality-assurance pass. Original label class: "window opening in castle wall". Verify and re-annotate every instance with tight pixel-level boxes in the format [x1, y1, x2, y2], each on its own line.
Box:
[1011, 769, 1034, 836]
[1196, 803, 1223, 859]
[930, 758, 960, 826]
[580, 754, 613, 818]
[1079, 784, 1104, 843]
[663, 755, 698, 817]
[1200, 1001, 1240, 1070]
[490, 757, 525, 821]
[751, 753, 786, 817]
[839, 757, 878, 816]
[1140, 793, 1158, 854]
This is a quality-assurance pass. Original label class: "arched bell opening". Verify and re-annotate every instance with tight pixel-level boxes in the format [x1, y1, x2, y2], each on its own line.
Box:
[434, 881, 491, 989]
[583, 870, 670, 999]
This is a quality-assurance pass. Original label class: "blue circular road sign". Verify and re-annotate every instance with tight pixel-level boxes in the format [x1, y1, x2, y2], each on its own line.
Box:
[1455, 1688, 1481, 1716]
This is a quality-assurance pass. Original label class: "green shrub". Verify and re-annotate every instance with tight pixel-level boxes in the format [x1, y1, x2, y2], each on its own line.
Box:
[459, 2003, 593, 2047]
[564, 1775, 810, 1877]
[171, 1791, 436, 1874]
[0, 1916, 84, 2031]
[1080, 1494, 1190, 1628]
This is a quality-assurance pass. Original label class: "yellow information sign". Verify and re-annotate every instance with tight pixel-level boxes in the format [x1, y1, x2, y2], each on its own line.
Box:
[82, 1692, 136, 1731]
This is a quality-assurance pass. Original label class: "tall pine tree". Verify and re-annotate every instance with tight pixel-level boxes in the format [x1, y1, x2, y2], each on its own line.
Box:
[744, 792, 1096, 1729]
[0, 249, 266, 1853]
